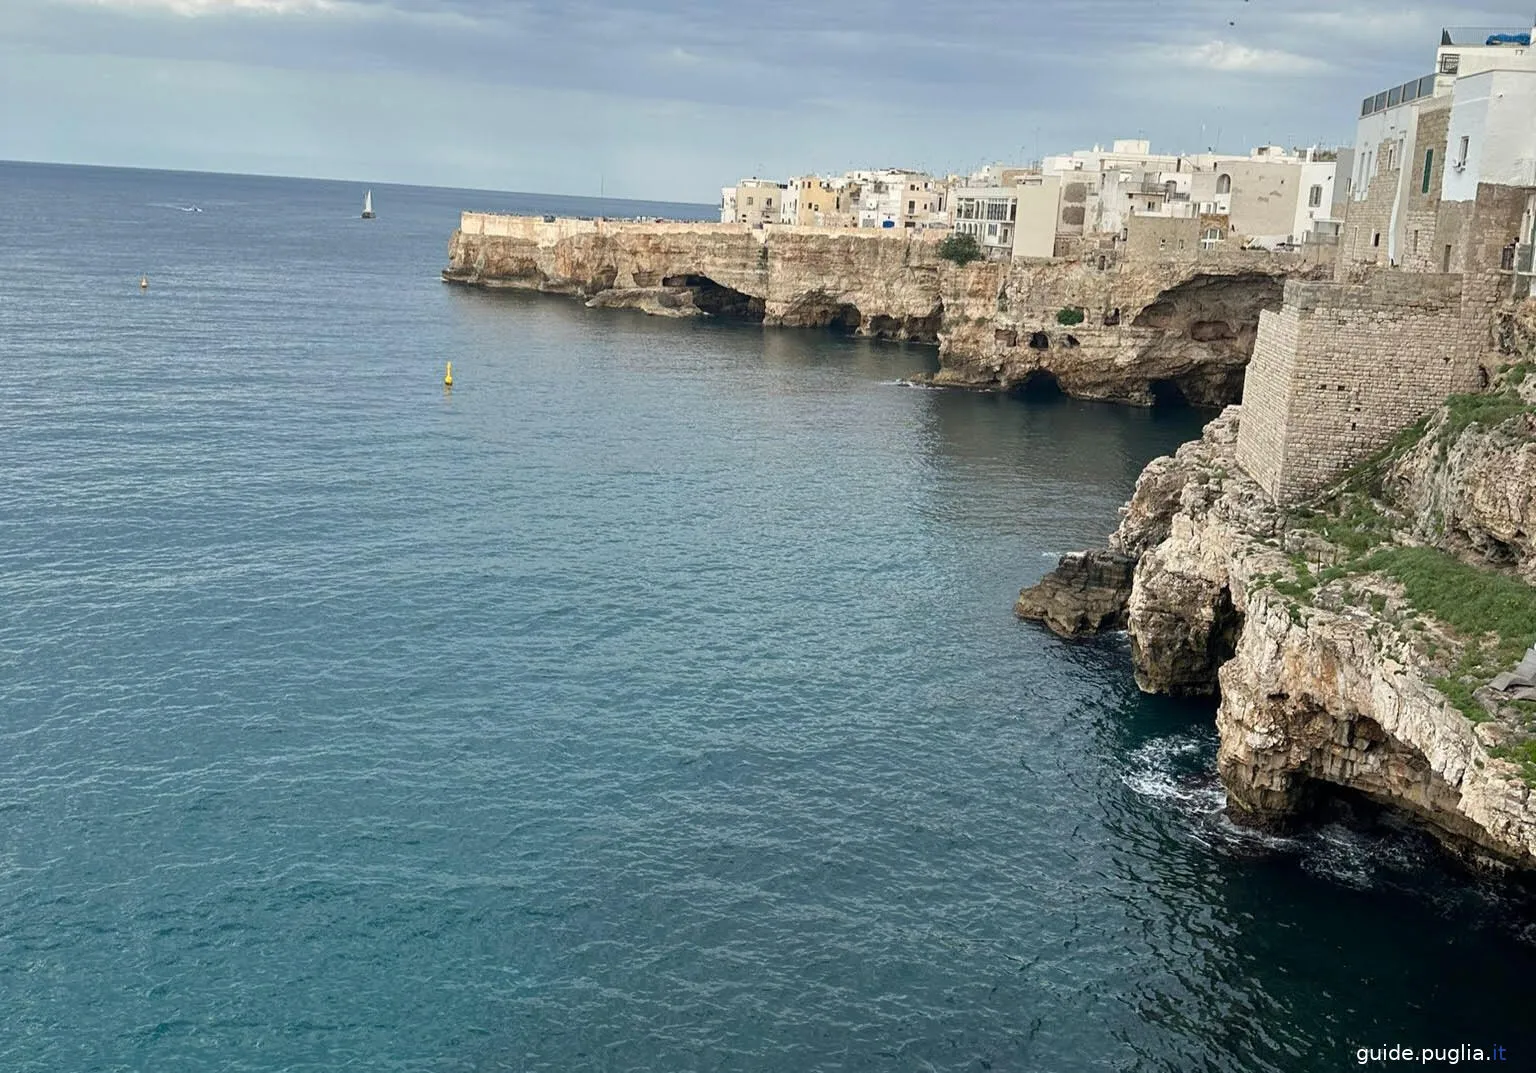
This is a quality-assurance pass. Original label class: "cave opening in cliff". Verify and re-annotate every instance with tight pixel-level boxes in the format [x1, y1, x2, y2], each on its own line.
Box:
[1028, 331, 1050, 350]
[1013, 370, 1064, 401]
[826, 304, 864, 334]
[1206, 586, 1242, 674]
[1149, 378, 1192, 408]
[662, 275, 765, 322]
[866, 312, 941, 344]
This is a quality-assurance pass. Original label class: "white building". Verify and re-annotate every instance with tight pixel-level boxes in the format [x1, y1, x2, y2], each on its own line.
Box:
[1343, 23, 1535, 267]
[951, 186, 1018, 253]
[848, 169, 946, 228]
[1039, 139, 1335, 245]
[1441, 44, 1536, 202]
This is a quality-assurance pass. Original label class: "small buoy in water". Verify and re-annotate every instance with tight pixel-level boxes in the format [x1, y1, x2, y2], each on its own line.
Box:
[444, 361, 453, 388]
[139, 275, 148, 290]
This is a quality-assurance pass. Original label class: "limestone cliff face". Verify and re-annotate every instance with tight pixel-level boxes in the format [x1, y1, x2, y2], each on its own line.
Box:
[445, 215, 1326, 407]
[1214, 592, 1536, 869]
[936, 261, 1323, 406]
[1018, 393, 1536, 869]
[445, 219, 944, 341]
[1386, 410, 1536, 580]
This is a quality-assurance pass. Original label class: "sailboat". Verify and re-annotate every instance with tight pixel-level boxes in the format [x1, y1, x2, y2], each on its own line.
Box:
[361, 190, 375, 220]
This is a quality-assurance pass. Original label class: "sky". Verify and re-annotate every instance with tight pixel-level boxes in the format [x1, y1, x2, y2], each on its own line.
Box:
[0, 0, 1527, 202]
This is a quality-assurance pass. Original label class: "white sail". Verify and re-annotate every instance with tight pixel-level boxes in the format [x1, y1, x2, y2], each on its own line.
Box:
[362, 190, 374, 216]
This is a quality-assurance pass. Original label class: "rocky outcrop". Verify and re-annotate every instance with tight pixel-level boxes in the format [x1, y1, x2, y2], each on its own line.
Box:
[930, 257, 1329, 405]
[1014, 550, 1135, 636]
[444, 214, 1327, 408]
[1020, 390, 1536, 870]
[585, 286, 704, 318]
[445, 217, 941, 341]
[1213, 592, 1536, 869]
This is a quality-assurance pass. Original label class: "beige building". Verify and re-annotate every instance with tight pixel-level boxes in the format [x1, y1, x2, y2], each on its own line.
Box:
[1012, 175, 1063, 259]
[726, 179, 785, 227]
[786, 175, 857, 227]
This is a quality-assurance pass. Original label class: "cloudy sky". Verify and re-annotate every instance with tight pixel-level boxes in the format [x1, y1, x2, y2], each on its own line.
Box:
[0, 0, 1524, 201]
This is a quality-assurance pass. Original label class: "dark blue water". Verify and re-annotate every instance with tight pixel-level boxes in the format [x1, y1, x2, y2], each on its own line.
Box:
[3, 161, 1536, 1073]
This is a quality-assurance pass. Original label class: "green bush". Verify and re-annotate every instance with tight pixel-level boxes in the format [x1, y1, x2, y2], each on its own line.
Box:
[936, 233, 982, 266]
[1056, 307, 1085, 326]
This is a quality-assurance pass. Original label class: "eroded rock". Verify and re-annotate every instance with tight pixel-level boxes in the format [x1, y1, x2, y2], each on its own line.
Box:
[1015, 550, 1136, 637]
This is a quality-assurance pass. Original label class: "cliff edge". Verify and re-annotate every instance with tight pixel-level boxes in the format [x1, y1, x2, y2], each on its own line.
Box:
[444, 214, 1326, 408]
[1019, 301, 1536, 869]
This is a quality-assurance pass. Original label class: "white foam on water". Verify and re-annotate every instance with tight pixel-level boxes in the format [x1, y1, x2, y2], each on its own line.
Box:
[1122, 734, 1225, 811]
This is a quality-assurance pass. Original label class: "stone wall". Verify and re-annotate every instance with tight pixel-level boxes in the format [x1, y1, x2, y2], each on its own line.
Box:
[1400, 106, 1452, 272]
[1338, 147, 1401, 269]
[1235, 273, 1483, 503]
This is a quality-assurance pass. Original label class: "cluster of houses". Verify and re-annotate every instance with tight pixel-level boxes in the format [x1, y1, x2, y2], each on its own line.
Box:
[718, 20, 1536, 280]
[720, 144, 1344, 260]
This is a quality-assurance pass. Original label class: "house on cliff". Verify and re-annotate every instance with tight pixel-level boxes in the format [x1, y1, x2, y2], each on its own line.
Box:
[1235, 23, 1536, 506]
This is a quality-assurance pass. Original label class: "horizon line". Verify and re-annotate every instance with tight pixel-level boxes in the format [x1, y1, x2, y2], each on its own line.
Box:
[0, 156, 715, 208]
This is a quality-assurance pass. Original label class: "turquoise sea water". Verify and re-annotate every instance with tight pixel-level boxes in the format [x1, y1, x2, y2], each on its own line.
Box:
[3, 161, 1536, 1072]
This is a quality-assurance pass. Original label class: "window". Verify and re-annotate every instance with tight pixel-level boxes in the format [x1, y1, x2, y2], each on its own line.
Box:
[1456, 136, 1470, 168]
[1201, 227, 1223, 250]
[746, 197, 753, 205]
[1422, 148, 1434, 194]
[1216, 174, 1231, 195]
[1308, 185, 1323, 208]
[1372, 232, 1381, 248]
[907, 200, 915, 213]
[765, 198, 773, 208]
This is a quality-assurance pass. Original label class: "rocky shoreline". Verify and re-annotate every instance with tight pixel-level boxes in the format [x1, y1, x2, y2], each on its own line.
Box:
[1017, 309, 1536, 870]
[444, 214, 1330, 409]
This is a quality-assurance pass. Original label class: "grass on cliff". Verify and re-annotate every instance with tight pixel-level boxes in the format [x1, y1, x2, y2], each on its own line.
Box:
[1275, 405, 1536, 730]
[1362, 546, 1536, 725]
[1438, 390, 1532, 451]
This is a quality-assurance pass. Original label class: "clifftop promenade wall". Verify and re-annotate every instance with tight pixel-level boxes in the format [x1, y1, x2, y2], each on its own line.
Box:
[444, 213, 1328, 407]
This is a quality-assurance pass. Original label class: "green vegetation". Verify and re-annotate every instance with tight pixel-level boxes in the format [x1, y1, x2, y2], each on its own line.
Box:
[1440, 390, 1531, 446]
[1055, 306, 1086, 326]
[1361, 546, 1536, 726]
[1269, 406, 1536, 739]
[1491, 740, 1536, 785]
[1505, 362, 1531, 386]
[936, 233, 982, 266]
[1292, 494, 1394, 556]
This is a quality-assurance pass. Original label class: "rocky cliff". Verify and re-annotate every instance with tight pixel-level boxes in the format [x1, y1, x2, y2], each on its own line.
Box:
[1017, 307, 1536, 869]
[444, 214, 1327, 407]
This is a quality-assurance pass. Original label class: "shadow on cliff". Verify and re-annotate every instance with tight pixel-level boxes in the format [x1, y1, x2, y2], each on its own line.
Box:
[1129, 272, 1286, 407]
[661, 275, 765, 321]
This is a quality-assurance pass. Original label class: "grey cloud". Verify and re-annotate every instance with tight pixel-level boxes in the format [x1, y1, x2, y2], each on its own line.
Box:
[3, 0, 1525, 197]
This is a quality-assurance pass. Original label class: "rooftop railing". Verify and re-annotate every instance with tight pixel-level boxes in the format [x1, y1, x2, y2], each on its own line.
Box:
[1360, 74, 1437, 117]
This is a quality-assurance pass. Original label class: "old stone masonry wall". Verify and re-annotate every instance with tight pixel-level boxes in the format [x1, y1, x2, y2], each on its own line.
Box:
[1236, 273, 1483, 504]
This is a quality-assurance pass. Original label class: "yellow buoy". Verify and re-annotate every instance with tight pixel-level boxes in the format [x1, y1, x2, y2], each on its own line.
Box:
[139, 275, 148, 290]
[444, 361, 453, 388]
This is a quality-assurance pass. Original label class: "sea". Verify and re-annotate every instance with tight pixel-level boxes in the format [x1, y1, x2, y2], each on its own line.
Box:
[2, 160, 1535, 1072]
